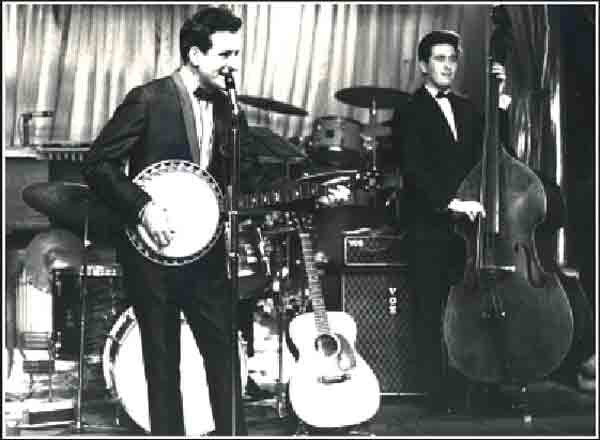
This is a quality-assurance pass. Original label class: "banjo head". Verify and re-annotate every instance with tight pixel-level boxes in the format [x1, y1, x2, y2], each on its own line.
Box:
[126, 160, 226, 266]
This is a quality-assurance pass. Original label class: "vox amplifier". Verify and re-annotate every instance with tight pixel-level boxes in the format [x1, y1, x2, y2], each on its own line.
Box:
[343, 233, 409, 267]
[341, 268, 420, 394]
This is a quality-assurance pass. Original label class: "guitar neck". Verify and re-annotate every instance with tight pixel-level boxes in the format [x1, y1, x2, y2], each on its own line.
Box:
[298, 232, 331, 334]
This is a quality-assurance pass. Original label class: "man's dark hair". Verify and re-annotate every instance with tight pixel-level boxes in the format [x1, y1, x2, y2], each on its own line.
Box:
[180, 6, 242, 62]
[417, 30, 462, 62]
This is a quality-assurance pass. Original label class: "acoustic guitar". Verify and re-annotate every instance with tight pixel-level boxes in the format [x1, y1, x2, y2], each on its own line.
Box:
[288, 216, 380, 428]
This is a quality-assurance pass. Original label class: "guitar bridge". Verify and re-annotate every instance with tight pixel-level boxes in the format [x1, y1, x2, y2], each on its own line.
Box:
[318, 373, 351, 384]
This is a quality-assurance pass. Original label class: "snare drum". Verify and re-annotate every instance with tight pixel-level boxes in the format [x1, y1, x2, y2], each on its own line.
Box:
[52, 264, 127, 360]
[103, 307, 248, 435]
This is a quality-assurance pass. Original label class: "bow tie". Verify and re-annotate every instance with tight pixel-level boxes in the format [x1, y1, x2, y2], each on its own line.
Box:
[193, 87, 221, 102]
[436, 90, 453, 99]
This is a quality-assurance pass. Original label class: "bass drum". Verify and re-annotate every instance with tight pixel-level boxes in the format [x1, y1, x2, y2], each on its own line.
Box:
[102, 307, 247, 435]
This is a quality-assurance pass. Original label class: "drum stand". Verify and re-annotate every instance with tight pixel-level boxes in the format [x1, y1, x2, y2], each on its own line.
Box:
[60, 202, 129, 435]
[267, 227, 300, 419]
[272, 274, 289, 419]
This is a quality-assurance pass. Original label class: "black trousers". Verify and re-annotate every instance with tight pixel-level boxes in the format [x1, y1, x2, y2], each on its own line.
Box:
[118, 236, 247, 436]
[410, 215, 468, 400]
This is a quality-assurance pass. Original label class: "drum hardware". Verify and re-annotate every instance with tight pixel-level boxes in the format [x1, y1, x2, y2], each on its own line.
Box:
[258, 224, 310, 418]
[226, 220, 271, 300]
[335, 86, 409, 173]
[54, 203, 130, 435]
[271, 275, 289, 418]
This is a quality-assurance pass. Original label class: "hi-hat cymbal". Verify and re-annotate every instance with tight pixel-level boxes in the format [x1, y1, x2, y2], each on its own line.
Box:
[238, 95, 308, 116]
[22, 182, 120, 242]
[335, 86, 411, 109]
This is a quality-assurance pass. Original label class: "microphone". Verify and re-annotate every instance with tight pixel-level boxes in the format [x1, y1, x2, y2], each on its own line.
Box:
[219, 67, 239, 116]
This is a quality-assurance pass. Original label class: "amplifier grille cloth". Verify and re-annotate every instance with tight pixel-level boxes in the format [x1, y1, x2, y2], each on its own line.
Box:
[342, 270, 418, 394]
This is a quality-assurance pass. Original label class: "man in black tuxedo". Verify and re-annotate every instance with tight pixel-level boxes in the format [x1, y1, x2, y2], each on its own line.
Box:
[82, 7, 247, 435]
[392, 30, 508, 413]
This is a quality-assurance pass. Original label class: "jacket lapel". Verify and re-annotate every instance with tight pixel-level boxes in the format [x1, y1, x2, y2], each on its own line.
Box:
[416, 86, 457, 144]
[171, 71, 201, 165]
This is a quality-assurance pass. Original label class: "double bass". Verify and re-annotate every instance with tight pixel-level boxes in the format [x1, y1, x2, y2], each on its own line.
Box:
[443, 6, 574, 384]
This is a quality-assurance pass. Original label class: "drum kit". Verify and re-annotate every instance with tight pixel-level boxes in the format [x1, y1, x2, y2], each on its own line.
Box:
[18, 85, 409, 433]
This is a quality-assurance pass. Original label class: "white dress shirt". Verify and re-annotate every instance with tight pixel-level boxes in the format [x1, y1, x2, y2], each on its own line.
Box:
[425, 83, 458, 141]
[179, 66, 214, 169]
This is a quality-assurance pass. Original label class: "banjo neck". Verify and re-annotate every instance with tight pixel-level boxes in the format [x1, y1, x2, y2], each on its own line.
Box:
[238, 170, 369, 211]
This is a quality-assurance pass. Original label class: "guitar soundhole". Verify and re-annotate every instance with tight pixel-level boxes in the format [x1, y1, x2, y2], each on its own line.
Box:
[315, 334, 338, 357]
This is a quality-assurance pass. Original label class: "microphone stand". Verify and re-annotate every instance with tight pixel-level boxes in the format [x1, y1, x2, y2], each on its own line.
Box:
[224, 70, 240, 436]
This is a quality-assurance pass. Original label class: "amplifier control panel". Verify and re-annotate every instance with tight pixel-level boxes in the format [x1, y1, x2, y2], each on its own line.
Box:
[343, 234, 409, 267]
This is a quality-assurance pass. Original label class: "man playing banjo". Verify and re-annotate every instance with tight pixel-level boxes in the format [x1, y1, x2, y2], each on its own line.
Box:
[82, 6, 247, 436]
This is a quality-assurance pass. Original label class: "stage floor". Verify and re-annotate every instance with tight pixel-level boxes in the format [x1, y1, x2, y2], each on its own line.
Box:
[4, 376, 596, 437]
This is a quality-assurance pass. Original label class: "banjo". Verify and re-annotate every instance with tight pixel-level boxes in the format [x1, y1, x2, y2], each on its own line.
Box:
[125, 160, 226, 266]
[126, 160, 390, 266]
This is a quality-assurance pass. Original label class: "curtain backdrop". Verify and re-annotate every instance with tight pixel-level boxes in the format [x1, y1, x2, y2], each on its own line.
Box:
[505, 4, 563, 177]
[4, 3, 491, 147]
[504, 5, 568, 264]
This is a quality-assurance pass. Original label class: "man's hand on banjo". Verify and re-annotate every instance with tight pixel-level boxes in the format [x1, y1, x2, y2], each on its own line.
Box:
[140, 200, 175, 248]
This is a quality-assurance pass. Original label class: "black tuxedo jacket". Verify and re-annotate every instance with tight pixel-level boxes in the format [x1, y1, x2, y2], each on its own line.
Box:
[82, 71, 238, 228]
[392, 85, 484, 218]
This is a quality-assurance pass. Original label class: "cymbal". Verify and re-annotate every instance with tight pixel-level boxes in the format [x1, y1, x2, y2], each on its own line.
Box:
[335, 86, 411, 109]
[22, 182, 120, 242]
[296, 169, 360, 184]
[24, 229, 84, 294]
[238, 95, 308, 116]
[244, 126, 307, 161]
